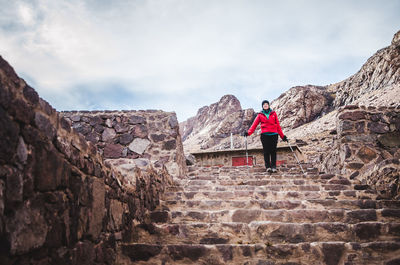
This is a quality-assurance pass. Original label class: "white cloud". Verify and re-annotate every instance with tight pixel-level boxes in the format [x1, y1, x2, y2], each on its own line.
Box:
[0, 0, 399, 120]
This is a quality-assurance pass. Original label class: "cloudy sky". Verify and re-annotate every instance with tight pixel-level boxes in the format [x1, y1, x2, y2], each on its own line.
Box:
[1, 0, 399, 121]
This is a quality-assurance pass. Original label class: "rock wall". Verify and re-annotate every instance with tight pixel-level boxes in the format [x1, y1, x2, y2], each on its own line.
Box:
[271, 85, 334, 130]
[328, 30, 400, 107]
[61, 110, 187, 178]
[321, 105, 400, 199]
[0, 56, 173, 264]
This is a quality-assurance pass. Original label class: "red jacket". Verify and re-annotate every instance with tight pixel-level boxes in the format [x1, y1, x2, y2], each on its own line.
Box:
[247, 111, 285, 139]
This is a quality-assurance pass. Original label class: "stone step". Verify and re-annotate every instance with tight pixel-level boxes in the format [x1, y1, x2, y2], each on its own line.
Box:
[173, 177, 351, 186]
[168, 184, 358, 192]
[132, 221, 400, 245]
[185, 173, 341, 181]
[163, 189, 377, 201]
[149, 209, 400, 224]
[160, 199, 400, 211]
[117, 241, 400, 265]
[186, 168, 319, 176]
[187, 164, 316, 172]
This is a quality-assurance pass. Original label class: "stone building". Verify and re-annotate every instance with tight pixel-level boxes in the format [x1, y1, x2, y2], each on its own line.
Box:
[191, 144, 304, 167]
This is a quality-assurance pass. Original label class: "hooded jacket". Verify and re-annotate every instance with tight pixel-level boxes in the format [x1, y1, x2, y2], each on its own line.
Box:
[247, 110, 284, 139]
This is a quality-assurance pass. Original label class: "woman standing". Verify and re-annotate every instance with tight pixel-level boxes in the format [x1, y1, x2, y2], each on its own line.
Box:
[244, 100, 287, 172]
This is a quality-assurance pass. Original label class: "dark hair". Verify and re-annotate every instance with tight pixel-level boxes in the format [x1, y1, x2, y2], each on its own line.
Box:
[261, 100, 270, 107]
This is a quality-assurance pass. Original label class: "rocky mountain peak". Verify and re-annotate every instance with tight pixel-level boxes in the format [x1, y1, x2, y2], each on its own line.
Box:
[271, 85, 334, 130]
[392, 30, 400, 46]
[180, 94, 242, 141]
[179, 95, 255, 152]
[196, 94, 241, 117]
[328, 30, 400, 107]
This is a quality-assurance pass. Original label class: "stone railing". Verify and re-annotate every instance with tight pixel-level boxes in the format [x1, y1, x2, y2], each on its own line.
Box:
[322, 105, 400, 198]
[61, 110, 187, 179]
[0, 56, 173, 264]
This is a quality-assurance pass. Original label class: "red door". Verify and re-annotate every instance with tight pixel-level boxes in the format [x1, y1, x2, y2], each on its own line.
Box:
[232, 156, 253, 166]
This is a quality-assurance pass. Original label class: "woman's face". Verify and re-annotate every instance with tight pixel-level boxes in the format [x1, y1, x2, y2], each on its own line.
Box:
[263, 103, 269, 110]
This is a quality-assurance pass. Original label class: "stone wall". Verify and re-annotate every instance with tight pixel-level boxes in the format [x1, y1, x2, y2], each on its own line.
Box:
[0, 56, 173, 264]
[61, 110, 187, 179]
[321, 105, 400, 199]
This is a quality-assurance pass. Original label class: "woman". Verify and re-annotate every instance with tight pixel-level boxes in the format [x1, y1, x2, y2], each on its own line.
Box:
[244, 100, 287, 172]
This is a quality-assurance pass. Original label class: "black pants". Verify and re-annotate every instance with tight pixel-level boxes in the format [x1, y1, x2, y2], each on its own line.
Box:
[260, 134, 278, 168]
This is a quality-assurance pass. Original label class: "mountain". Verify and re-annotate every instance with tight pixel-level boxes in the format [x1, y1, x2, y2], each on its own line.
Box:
[328, 30, 400, 107]
[181, 30, 400, 153]
[180, 95, 255, 152]
[271, 85, 334, 130]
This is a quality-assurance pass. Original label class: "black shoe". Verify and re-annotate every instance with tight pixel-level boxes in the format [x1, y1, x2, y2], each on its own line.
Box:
[266, 168, 272, 173]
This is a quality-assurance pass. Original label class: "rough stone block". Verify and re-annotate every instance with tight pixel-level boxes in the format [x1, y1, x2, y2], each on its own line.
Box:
[119, 133, 133, 145]
[60, 117, 71, 132]
[354, 223, 381, 240]
[150, 133, 166, 143]
[346, 162, 364, 170]
[163, 139, 177, 150]
[89, 115, 103, 126]
[354, 184, 369, 190]
[368, 122, 389, 134]
[381, 209, 400, 218]
[88, 178, 105, 239]
[5, 202, 48, 255]
[322, 243, 345, 265]
[150, 211, 169, 223]
[132, 124, 148, 138]
[110, 200, 125, 230]
[94, 124, 104, 133]
[389, 223, 400, 236]
[168, 115, 178, 129]
[128, 138, 150, 155]
[338, 111, 367, 121]
[104, 144, 123, 159]
[346, 209, 377, 223]
[200, 237, 229, 244]
[355, 121, 365, 133]
[168, 245, 207, 261]
[12, 98, 35, 125]
[128, 115, 146, 125]
[73, 241, 96, 265]
[378, 132, 400, 148]
[6, 168, 23, 204]
[121, 244, 162, 262]
[102, 128, 116, 142]
[85, 131, 100, 143]
[114, 122, 129, 133]
[0, 179, 4, 215]
[23, 85, 39, 105]
[349, 171, 359, 180]
[387, 258, 400, 265]
[35, 112, 56, 141]
[0, 106, 19, 162]
[232, 209, 261, 223]
[34, 145, 63, 192]
[70, 115, 81, 122]
[216, 245, 233, 262]
[328, 178, 351, 185]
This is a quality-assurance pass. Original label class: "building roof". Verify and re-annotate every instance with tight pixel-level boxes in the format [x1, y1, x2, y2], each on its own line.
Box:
[190, 144, 301, 156]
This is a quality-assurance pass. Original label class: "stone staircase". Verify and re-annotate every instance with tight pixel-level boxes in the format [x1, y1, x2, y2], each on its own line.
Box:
[117, 164, 400, 265]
